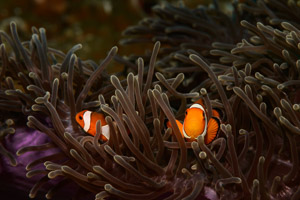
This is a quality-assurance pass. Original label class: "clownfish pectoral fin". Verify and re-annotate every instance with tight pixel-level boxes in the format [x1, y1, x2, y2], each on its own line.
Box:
[205, 117, 220, 144]
[166, 119, 184, 138]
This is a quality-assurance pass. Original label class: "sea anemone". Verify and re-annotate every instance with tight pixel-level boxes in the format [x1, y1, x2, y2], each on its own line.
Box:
[118, 1, 244, 88]
[0, 118, 16, 167]
[201, 18, 300, 200]
[1, 0, 300, 200]
[118, 0, 300, 199]
[0, 22, 216, 200]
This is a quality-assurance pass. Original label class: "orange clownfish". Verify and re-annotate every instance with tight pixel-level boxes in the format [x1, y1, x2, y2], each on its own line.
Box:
[167, 99, 221, 144]
[75, 110, 110, 141]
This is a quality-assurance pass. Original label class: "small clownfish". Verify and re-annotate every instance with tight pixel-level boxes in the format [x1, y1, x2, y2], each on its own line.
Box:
[166, 99, 221, 144]
[75, 110, 110, 141]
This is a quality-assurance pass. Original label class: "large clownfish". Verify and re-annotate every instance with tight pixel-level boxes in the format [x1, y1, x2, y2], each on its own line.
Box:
[167, 99, 221, 144]
[75, 110, 110, 141]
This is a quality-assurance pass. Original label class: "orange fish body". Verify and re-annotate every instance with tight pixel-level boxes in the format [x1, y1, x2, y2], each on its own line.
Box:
[75, 110, 110, 141]
[167, 99, 220, 144]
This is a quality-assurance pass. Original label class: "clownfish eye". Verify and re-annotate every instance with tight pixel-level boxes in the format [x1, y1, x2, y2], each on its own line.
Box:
[185, 111, 188, 115]
[79, 116, 83, 120]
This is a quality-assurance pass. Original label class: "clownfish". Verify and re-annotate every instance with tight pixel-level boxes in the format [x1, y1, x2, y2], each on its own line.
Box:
[75, 110, 110, 141]
[166, 99, 221, 144]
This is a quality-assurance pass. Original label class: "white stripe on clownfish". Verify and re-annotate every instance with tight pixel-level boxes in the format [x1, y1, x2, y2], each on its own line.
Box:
[101, 124, 110, 140]
[83, 110, 92, 132]
[190, 103, 205, 111]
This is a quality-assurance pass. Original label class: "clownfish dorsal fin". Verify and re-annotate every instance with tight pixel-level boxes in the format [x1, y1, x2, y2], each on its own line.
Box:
[205, 117, 220, 144]
[194, 99, 204, 107]
[212, 109, 219, 118]
[194, 99, 222, 120]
